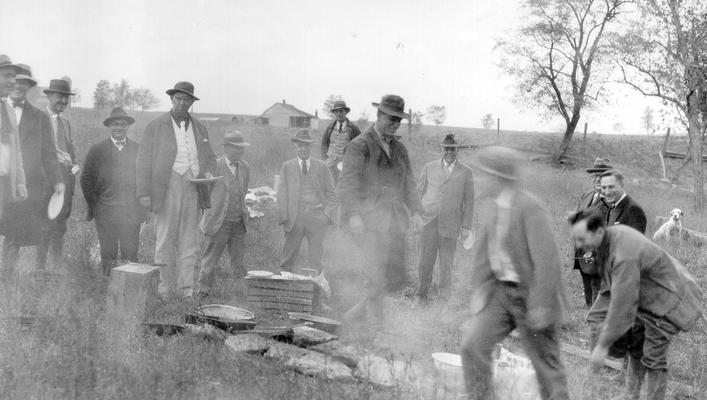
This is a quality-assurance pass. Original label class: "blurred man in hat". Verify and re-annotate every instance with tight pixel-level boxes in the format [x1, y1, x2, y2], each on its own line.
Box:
[573, 157, 612, 308]
[320, 100, 361, 184]
[136, 81, 216, 298]
[460, 146, 569, 400]
[569, 209, 702, 400]
[277, 129, 336, 271]
[0, 55, 26, 236]
[337, 94, 423, 322]
[80, 107, 146, 276]
[196, 130, 251, 298]
[599, 169, 646, 233]
[1, 64, 62, 273]
[415, 133, 473, 303]
[37, 77, 78, 270]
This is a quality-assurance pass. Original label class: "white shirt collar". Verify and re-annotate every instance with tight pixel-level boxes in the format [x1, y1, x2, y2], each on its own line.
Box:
[443, 159, 456, 169]
[46, 107, 60, 118]
[110, 136, 127, 148]
[298, 157, 310, 166]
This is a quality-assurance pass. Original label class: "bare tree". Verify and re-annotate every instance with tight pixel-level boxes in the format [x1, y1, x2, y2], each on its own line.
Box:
[93, 80, 111, 110]
[111, 79, 133, 108]
[410, 111, 424, 132]
[496, 0, 628, 165]
[322, 94, 343, 119]
[132, 87, 160, 111]
[642, 106, 654, 135]
[426, 105, 447, 127]
[613, 0, 706, 211]
[481, 113, 495, 129]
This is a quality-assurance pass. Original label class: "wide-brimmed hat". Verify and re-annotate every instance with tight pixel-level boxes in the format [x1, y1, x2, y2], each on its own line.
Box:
[330, 100, 350, 112]
[43, 79, 75, 96]
[14, 63, 37, 87]
[372, 94, 410, 119]
[291, 129, 316, 144]
[223, 130, 250, 147]
[585, 158, 613, 173]
[441, 133, 463, 148]
[0, 55, 20, 73]
[471, 146, 522, 180]
[166, 81, 200, 100]
[103, 107, 135, 127]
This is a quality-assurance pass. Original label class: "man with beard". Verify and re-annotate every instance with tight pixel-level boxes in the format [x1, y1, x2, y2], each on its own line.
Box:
[0, 55, 26, 230]
[37, 78, 78, 270]
[137, 81, 216, 298]
[81, 107, 145, 276]
[1, 64, 62, 272]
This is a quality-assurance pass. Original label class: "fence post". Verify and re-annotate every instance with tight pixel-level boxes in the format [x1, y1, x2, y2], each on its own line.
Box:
[496, 118, 500, 143]
[582, 122, 588, 152]
[408, 108, 412, 134]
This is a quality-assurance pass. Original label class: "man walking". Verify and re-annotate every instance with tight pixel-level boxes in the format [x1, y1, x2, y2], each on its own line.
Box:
[137, 81, 216, 297]
[197, 130, 250, 298]
[415, 133, 473, 303]
[337, 94, 423, 321]
[0, 55, 26, 225]
[320, 100, 360, 184]
[569, 209, 703, 400]
[38, 78, 78, 270]
[573, 158, 612, 308]
[277, 129, 336, 271]
[81, 107, 145, 276]
[1, 64, 62, 272]
[599, 169, 646, 233]
[460, 146, 569, 400]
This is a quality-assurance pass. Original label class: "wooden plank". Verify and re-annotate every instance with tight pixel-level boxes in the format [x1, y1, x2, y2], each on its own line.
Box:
[249, 301, 312, 313]
[247, 295, 313, 306]
[245, 278, 314, 291]
[247, 288, 314, 299]
[560, 342, 623, 370]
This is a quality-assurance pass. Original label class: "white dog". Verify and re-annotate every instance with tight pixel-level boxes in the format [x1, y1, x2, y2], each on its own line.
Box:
[652, 208, 684, 241]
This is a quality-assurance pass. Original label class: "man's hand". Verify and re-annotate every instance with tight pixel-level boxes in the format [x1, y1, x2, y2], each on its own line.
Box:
[54, 182, 65, 195]
[462, 228, 474, 250]
[411, 213, 424, 233]
[349, 214, 364, 235]
[590, 344, 609, 372]
[139, 196, 151, 210]
[16, 184, 27, 200]
[204, 172, 213, 179]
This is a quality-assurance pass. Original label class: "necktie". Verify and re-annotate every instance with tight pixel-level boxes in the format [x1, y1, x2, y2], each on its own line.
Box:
[12, 101, 22, 108]
[338, 122, 342, 133]
[115, 140, 126, 150]
[0, 101, 12, 144]
[301, 160, 308, 175]
[55, 116, 68, 152]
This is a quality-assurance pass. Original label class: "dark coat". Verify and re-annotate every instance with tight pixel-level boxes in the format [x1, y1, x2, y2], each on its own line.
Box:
[320, 118, 361, 160]
[45, 110, 77, 222]
[0, 101, 61, 245]
[80, 138, 146, 222]
[337, 125, 422, 233]
[199, 156, 250, 236]
[607, 194, 647, 234]
[277, 157, 336, 233]
[136, 112, 217, 212]
[573, 190, 610, 272]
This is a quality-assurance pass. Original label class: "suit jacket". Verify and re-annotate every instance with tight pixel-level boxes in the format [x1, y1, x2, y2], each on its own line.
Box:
[45, 110, 76, 221]
[199, 156, 250, 236]
[573, 190, 610, 272]
[468, 190, 566, 329]
[588, 225, 703, 349]
[136, 112, 217, 212]
[337, 125, 422, 233]
[80, 138, 145, 222]
[607, 194, 646, 234]
[276, 157, 335, 233]
[418, 159, 474, 238]
[320, 118, 361, 160]
[0, 101, 61, 245]
[0, 99, 25, 203]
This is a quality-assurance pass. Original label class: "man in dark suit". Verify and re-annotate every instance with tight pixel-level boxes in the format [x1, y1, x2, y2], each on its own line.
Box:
[277, 129, 336, 271]
[136, 81, 216, 298]
[415, 133, 474, 302]
[37, 78, 78, 270]
[599, 169, 647, 233]
[81, 107, 145, 276]
[320, 100, 361, 184]
[569, 210, 702, 400]
[1, 65, 62, 272]
[573, 158, 612, 308]
[197, 130, 250, 298]
[460, 146, 569, 400]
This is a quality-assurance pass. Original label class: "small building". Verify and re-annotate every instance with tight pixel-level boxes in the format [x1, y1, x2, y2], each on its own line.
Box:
[261, 100, 319, 129]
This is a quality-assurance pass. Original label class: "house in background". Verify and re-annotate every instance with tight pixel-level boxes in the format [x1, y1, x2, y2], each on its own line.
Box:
[261, 100, 319, 129]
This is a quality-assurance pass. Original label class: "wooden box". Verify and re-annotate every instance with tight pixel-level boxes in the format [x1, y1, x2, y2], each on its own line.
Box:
[245, 277, 319, 314]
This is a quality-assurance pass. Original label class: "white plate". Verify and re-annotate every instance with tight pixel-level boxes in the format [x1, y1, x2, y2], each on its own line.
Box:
[247, 270, 274, 278]
[47, 191, 64, 220]
[196, 304, 254, 321]
[188, 176, 223, 183]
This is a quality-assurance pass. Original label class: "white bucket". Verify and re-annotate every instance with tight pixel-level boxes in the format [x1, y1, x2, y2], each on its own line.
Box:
[432, 352, 465, 393]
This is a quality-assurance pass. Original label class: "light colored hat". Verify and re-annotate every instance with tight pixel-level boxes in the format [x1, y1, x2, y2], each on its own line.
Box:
[291, 129, 316, 143]
[471, 146, 522, 180]
[15, 63, 37, 87]
[223, 130, 250, 147]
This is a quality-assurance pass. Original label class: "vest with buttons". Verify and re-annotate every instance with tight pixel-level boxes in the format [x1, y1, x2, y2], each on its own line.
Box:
[298, 164, 319, 209]
[225, 165, 244, 221]
[171, 118, 199, 176]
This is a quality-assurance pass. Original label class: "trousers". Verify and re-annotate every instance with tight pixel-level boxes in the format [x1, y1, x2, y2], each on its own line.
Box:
[198, 219, 247, 293]
[579, 269, 601, 308]
[415, 217, 456, 298]
[280, 208, 329, 270]
[94, 204, 140, 274]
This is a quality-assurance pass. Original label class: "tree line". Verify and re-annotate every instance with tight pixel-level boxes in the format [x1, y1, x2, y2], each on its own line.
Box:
[92, 79, 160, 111]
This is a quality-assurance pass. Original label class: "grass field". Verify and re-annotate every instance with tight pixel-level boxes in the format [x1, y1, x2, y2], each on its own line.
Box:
[0, 107, 704, 399]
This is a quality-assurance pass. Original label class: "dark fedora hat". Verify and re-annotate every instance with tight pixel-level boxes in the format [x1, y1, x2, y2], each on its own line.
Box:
[291, 129, 316, 144]
[223, 130, 250, 147]
[0, 55, 21, 73]
[15, 63, 37, 87]
[43, 79, 75, 96]
[585, 157, 613, 173]
[372, 94, 410, 119]
[166, 81, 200, 101]
[470, 145, 522, 181]
[441, 133, 463, 148]
[330, 100, 350, 112]
[103, 107, 135, 127]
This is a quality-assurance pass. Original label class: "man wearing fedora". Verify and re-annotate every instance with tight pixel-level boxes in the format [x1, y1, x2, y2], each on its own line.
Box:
[81, 107, 146, 276]
[136, 81, 216, 297]
[197, 130, 251, 298]
[415, 133, 474, 303]
[1, 64, 62, 272]
[460, 146, 569, 400]
[573, 157, 613, 308]
[277, 129, 336, 271]
[37, 77, 77, 270]
[320, 100, 361, 184]
[337, 94, 423, 321]
[0, 55, 26, 236]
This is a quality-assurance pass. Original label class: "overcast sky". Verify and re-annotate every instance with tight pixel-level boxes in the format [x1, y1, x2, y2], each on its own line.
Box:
[1, 0, 665, 134]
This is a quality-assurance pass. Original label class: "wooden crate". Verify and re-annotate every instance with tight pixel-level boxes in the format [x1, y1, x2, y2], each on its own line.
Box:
[245, 277, 319, 314]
